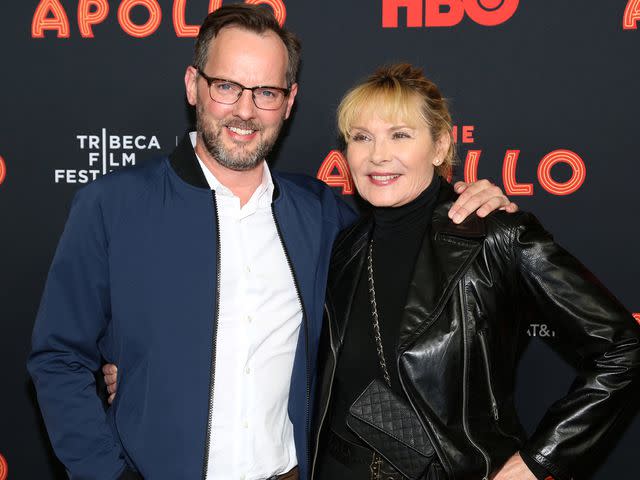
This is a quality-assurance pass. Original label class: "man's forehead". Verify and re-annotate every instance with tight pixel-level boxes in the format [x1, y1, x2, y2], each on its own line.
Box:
[203, 26, 288, 84]
[206, 26, 287, 62]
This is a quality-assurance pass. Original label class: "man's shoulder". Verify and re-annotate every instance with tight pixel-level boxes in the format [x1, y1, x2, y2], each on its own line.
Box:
[75, 155, 168, 201]
[272, 170, 332, 195]
[272, 170, 357, 228]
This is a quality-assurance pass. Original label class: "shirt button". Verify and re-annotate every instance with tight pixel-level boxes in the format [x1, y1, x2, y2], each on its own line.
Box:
[247, 315, 252, 323]
[240, 475, 246, 480]
[243, 420, 249, 429]
[245, 367, 251, 375]
[245, 265, 251, 274]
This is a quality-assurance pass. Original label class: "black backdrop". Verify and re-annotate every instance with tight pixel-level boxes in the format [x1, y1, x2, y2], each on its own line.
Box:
[1, 1, 639, 478]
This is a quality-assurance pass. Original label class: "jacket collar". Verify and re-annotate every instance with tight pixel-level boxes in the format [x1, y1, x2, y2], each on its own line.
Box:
[328, 181, 487, 351]
[169, 132, 210, 189]
[330, 181, 486, 264]
[169, 132, 282, 200]
[397, 182, 486, 351]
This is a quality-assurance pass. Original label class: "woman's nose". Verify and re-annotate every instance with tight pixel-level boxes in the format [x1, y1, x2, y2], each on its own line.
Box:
[370, 139, 390, 164]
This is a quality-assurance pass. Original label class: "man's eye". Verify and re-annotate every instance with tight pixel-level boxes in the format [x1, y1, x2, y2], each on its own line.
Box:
[258, 89, 277, 98]
[215, 82, 236, 92]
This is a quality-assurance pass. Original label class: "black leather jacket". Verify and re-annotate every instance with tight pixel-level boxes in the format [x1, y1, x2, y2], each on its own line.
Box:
[311, 183, 640, 480]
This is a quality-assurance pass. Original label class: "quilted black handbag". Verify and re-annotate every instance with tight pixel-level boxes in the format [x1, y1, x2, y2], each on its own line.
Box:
[347, 378, 437, 480]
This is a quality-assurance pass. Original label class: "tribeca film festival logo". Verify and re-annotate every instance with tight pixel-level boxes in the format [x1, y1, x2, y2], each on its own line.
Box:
[317, 125, 587, 197]
[31, 0, 286, 38]
[54, 129, 161, 184]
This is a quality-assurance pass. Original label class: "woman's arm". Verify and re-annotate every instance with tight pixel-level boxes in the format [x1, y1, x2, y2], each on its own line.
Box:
[506, 212, 640, 480]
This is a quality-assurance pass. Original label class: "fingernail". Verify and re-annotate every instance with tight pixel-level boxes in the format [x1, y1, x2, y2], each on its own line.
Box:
[453, 213, 462, 223]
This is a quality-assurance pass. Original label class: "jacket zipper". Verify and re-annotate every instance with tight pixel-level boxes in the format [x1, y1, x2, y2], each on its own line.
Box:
[271, 206, 311, 477]
[202, 192, 221, 480]
[477, 330, 499, 421]
[477, 330, 521, 443]
[310, 303, 337, 480]
[459, 282, 491, 480]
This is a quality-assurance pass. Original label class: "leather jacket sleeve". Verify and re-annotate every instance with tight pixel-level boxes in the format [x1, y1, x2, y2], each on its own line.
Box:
[509, 212, 640, 480]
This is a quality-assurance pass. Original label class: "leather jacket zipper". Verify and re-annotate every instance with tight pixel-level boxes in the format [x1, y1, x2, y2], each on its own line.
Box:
[460, 283, 491, 480]
[272, 206, 311, 477]
[478, 330, 521, 443]
[310, 303, 337, 479]
[477, 330, 499, 421]
[202, 192, 222, 480]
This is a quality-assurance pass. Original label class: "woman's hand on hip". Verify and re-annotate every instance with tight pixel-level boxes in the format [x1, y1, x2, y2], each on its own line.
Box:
[491, 453, 537, 480]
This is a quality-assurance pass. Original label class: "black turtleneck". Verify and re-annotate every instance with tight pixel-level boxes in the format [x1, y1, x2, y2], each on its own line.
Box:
[328, 176, 441, 444]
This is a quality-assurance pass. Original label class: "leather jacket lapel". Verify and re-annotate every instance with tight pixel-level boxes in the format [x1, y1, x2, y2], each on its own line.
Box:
[327, 216, 373, 346]
[398, 184, 486, 352]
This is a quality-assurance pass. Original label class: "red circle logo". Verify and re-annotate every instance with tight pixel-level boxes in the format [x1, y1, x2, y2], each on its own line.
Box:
[0, 155, 6, 186]
[0, 453, 8, 480]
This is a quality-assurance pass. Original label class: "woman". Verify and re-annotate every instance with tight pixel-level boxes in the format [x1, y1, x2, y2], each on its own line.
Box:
[310, 63, 640, 480]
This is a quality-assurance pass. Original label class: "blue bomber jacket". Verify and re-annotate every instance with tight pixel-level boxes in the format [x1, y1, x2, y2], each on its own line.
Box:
[28, 134, 357, 480]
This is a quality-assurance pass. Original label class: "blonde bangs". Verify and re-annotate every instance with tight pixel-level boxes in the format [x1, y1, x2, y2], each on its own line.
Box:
[337, 80, 426, 141]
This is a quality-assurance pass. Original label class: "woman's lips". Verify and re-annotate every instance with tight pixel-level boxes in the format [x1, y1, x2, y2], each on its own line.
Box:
[368, 173, 400, 186]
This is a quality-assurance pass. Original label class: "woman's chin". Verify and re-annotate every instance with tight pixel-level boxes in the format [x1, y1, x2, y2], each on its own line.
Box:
[362, 194, 404, 208]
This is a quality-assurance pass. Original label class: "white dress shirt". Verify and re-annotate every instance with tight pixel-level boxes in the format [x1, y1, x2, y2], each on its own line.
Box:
[190, 133, 301, 480]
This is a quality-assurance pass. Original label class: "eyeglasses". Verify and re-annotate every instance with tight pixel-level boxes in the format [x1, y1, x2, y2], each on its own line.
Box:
[195, 67, 290, 111]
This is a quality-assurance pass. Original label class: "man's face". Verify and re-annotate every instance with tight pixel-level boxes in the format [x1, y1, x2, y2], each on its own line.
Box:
[185, 27, 298, 171]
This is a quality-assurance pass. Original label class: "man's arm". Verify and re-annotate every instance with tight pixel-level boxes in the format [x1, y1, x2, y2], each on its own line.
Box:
[27, 187, 132, 479]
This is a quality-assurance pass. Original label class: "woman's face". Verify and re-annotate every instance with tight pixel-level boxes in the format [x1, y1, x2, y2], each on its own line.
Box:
[346, 113, 444, 207]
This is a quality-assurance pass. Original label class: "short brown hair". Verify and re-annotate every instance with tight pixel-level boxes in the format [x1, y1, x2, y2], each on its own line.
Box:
[193, 4, 301, 86]
[337, 63, 456, 178]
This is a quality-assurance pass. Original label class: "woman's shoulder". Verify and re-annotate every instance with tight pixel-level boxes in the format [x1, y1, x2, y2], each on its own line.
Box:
[483, 209, 548, 236]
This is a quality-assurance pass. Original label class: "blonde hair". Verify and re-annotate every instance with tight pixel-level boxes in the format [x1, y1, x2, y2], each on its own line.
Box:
[337, 63, 455, 178]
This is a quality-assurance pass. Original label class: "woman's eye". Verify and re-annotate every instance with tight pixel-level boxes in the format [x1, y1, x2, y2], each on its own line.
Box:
[392, 131, 411, 139]
[351, 133, 370, 142]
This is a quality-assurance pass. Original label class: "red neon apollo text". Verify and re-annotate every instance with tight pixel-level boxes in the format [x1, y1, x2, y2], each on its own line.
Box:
[32, 0, 286, 38]
[317, 126, 587, 197]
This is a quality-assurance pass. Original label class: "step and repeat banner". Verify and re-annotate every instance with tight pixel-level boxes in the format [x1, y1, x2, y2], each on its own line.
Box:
[1, 1, 639, 478]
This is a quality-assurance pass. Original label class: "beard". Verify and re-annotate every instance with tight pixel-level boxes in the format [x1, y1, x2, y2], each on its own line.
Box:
[196, 102, 283, 172]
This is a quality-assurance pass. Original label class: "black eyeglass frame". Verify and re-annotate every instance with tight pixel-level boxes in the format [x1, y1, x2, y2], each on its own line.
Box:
[194, 66, 291, 111]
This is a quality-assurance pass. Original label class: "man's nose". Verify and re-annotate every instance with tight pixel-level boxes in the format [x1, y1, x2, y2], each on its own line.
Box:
[232, 89, 257, 120]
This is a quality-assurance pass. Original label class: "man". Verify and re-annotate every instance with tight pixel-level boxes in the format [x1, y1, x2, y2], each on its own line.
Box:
[28, 5, 516, 480]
